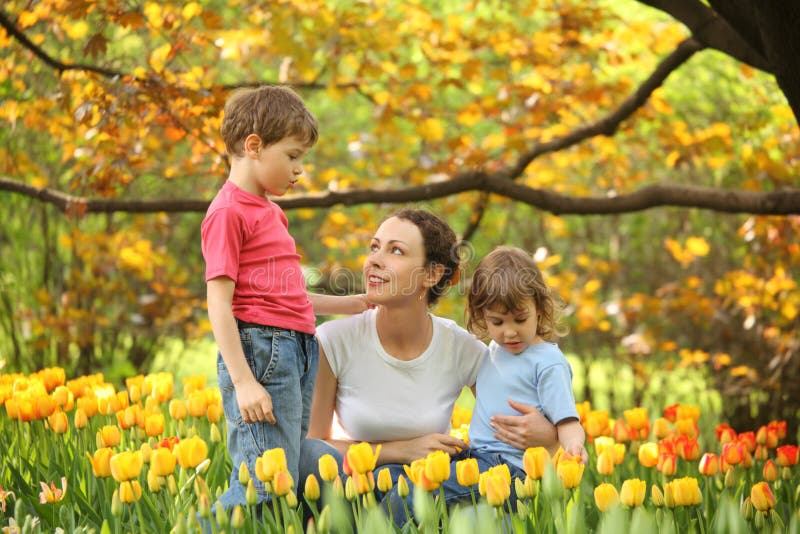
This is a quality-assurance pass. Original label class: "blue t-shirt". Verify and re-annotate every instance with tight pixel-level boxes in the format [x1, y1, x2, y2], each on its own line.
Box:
[468, 341, 579, 469]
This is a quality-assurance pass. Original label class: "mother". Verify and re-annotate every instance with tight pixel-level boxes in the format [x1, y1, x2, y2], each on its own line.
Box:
[300, 209, 557, 495]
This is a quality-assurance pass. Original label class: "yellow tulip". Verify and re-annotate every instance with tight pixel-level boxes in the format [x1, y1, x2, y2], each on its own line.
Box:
[96, 425, 122, 448]
[456, 458, 479, 487]
[596, 449, 615, 475]
[110, 451, 144, 482]
[620, 478, 646, 507]
[346, 442, 381, 475]
[145, 413, 165, 437]
[353, 472, 374, 494]
[637, 442, 659, 468]
[206, 403, 222, 424]
[187, 391, 207, 418]
[523, 447, 550, 480]
[168, 399, 188, 420]
[256, 448, 287, 483]
[53, 386, 74, 411]
[651, 484, 664, 507]
[556, 459, 584, 489]
[174, 435, 208, 470]
[304, 474, 320, 501]
[663, 477, 702, 508]
[594, 437, 616, 457]
[150, 447, 177, 477]
[376, 468, 393, 493]
[318, 454, 339, 482]
[147, 469, 162, 492]
[74, 408, 89, 429]
[140, 442, 152, 464]
[86, 447, 114, 478]
[594, 483, 619, 512]
[623, 407, 649, 431]
[652, 417, 672, 439]
[118, 480, 142, 503]
[423, 450, 451, 484]
[483, 474, 510, 507]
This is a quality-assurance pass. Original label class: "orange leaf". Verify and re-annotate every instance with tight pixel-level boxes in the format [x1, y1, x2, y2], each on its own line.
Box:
[83, 33, 108, 59]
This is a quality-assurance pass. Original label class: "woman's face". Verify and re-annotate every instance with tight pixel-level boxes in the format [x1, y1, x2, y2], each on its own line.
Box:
[364, 216, 430, 304]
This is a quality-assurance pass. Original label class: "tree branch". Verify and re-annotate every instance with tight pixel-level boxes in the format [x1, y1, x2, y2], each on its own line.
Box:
[2, 175, 798, 216]
[636, 0, 770, 71]
[505, 37, 704, 179]
[459, 192, 490, 243]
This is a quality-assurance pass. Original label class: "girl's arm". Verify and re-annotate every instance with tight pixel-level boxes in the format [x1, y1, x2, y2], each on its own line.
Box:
[308, 346, 466, 464]
[557, 419, 588, 463]
[308, 292, 370, 316]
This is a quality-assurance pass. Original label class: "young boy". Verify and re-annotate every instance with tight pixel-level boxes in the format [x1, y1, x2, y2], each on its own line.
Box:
[201, 85, 366, 508]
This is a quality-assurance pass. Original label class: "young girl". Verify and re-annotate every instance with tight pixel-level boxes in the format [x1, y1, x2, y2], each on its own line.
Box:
[467, 246, 587, 466]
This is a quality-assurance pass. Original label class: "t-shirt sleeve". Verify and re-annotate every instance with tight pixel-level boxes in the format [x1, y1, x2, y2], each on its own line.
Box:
[537, 362, 579, 426]
[457, 331, 488, 387]
[201, 207, 245, 282]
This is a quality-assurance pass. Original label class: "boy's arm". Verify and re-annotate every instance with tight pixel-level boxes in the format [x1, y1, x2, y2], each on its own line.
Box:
[557, 419, 588, 464]
[207, 277, 276, 424]
[308, 292, 370, 316]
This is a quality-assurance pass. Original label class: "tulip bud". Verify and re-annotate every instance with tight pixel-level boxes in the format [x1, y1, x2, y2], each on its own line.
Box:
[172, 513, 187, 534]
[215, 501, 229, 528]
[376, 468, 393, 493]
[524, 476, 538, 498]
[397, 475, 409, 498]
[197, 494, 211, 518]
[332, 475, 344, 498]
[230, 505, 245, 529]
[770, 509, 785, 532]
[74, 408, 89, 429]
[210, 424, 222, 443]
[516, 500, 529, 518]
[196, 459, 211, 475]
[650, 485, 664, 507]
[164, 474, 177, 496]
[318, 454, 339, 483]
[318, 505, 330, 533]
[286, 491, 298, 508]
[763, 460, 778, 482]
[724, 467, 735, 488]
[147, 469, 163, 493]
[345, 476, 356, 501]
[111, 490, 122, 516]
[741, 496, 754, 520]
[305, 474, 321, 501]
[238, 461, 250, 485]
[754, 510, 765, 530]
[306, 517, 317, 534]
[515, 477, 528, 499]
[245, 479, 258, 505]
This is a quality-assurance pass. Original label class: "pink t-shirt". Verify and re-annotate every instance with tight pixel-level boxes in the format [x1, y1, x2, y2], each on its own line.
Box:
[201, 180, 315, 334]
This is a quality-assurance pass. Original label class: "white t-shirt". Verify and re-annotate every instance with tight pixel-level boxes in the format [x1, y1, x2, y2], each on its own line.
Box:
[316, 309, 487, 442]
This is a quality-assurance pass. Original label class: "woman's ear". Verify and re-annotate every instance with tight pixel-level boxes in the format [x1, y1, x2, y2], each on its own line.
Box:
[243, 134, 263, 158]
[424, 263, 446, 288]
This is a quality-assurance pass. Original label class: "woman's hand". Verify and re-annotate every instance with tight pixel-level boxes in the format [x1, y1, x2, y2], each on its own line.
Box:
[382, 433, 467, 464]
[490, 400, 558, 451]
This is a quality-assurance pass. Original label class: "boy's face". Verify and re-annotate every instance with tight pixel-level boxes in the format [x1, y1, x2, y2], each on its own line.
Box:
[249, 135, 309, 197]
[484, 300, 542, 355]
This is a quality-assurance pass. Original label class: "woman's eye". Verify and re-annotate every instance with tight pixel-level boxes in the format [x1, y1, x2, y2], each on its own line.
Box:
[391, 247, 403, 255]
[369, 243, 379, 252]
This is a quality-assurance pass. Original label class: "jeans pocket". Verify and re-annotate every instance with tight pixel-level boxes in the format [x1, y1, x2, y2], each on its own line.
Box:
[243, 328, 279, 384]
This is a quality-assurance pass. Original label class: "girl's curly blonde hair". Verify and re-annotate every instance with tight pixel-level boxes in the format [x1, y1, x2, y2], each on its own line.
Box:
[467, 246, 567, 342]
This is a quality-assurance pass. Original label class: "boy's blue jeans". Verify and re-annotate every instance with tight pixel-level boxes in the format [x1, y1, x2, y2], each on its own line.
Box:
[216, 322, 318, 509]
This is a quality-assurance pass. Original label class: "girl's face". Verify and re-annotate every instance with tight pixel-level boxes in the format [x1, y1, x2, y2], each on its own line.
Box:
[364, 217, 433, 305]
[483, 299, 542, 354]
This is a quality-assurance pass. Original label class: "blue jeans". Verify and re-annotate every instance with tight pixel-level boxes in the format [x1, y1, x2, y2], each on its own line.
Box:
[216, 323, 318, 509]
[381, 449, 526, 526]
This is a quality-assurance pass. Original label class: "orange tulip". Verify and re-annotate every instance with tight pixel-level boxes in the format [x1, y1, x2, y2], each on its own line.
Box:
[96, 425, 122, 448]
[657, 452, 677, 476]
[353, 472, 375, 495]
[48, 411, 69, 434]
[721, 441, 744, 466]
[39, 477, 67, 504]
[145, 413, 165, 437]
[776, 445, 799, 467]
[52, 386, 74, 411]
[715, 424, 736, 444]
[676, 437, 700, 461]
[738, 432, 756, 453]
[623, 407, 649, 431]
[750, 482, 776, 512]
[763, 460, 778, 482]
[272, 470, 294, 497]
[663, 403, 679, 423]
[74, 408, 89, 429]
[597, 449, 615, 475]
[653, 418, 672, 440]
[674, 418, 698, 439]
[698, 453, 719, 476]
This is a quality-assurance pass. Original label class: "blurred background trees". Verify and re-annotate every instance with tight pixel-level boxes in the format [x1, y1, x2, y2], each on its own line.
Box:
[0, 0, 797, 432]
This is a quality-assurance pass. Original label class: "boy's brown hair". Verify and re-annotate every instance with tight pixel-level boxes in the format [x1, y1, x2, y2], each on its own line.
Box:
[220, 85, 318, 156]
[467, 246, 567, 341]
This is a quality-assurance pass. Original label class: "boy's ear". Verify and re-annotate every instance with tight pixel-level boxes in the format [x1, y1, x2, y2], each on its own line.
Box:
[243, 134, 263, 158]
[423, 263, 446, 288]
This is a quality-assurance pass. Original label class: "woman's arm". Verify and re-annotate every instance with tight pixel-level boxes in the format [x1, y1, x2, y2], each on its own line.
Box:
[490, 399, 559, 453]
[308, 346, 466, 464]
